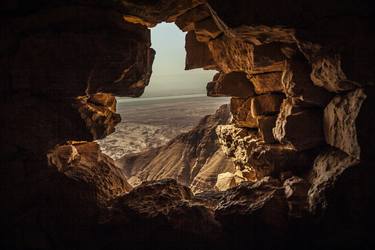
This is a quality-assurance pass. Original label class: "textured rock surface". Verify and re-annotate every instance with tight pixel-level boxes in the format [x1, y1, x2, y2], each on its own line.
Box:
[207, 71, 255, 98]
[273, 109, 324, 151]
[116, 105, 235, 193]
[185, 31, 215, 70]
[249, 72, 284, 94]
[48, 141, 132, 204]
[257, 115, 277, 144]
[230, 97, 258, 128]
[324, 88, 366, 159]
[251, 94, 284, 117]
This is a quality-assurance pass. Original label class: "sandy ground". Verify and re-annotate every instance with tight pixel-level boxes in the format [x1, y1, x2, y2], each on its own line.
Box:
[97, 95, 229, 160]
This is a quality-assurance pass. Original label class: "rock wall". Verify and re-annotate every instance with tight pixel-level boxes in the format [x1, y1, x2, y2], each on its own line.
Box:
[1, 0, 375, 249]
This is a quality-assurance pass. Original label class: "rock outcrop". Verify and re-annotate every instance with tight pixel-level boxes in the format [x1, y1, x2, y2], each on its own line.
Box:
[116, 105, 235, 193]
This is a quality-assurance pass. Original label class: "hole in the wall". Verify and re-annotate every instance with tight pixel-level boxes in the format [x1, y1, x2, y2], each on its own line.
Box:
[97, 23, 231, 191]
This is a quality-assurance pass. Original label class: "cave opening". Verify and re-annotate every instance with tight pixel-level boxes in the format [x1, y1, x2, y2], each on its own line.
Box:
[97, 22, 231, 191]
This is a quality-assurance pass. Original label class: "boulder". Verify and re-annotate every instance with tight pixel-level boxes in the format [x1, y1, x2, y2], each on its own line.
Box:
[215, 177, 288, 244]
[230, 97, 258, 128]
[185, 31, 216, 70]
[215, 167, 256, 191]
[207, 71, 256, 98]
[47, 141, 132, 205]
[249, 71, 284, 94]
[251, 94, 284, 117]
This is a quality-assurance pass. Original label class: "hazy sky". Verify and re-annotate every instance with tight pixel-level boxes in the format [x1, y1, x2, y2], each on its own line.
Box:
[141, 22, 216, 97]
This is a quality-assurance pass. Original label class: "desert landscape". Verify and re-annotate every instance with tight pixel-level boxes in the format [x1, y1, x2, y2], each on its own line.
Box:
[98, 94, 229, 159]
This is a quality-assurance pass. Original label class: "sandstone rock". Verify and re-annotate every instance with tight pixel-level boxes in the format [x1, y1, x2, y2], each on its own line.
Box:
[273, 108, 324, 151]
[283, 176, 310, 218]
[207, 71, 255, 98]
[47, 141, 132, 205]
[283, 59, 333, 107]
[215, 177, 288, 243]
[249, 72, 284, 94]
[208, 35, 254, 73]
[230, 97, 258, 128]
[216, 125, 317, 177]
[251, 94, 284, 117]
[195, 17, 223, 42]
[74, 94, 121, 140]
[185, 31, 216, 70]
[310, 55, 358, 93]
[257, 115, 277, 144]
[214, 167, 256, 191]
[323, 88, 366, 159]
[175, 4, 211, 31]
[105, 179, 221, 242]
[308, 148, 359, 213]
[251, 42, 287, 74]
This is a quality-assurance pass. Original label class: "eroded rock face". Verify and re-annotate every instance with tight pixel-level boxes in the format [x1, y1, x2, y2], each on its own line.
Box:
[324, 88, 366, 159]
[48, 141, 132, 204]
[207, 71, 255, 98]
[185, 31, 215, 70]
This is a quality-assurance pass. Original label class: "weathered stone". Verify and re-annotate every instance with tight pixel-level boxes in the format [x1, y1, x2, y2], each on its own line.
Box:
[208, 35, 254, 73]
[74, 94, 121, 140]
[283, 176, 310, 218]
[175, 4, 211, 31]
[308, 148, 359, 213]
[195, 17, 223, 42]
[207, 71, 255, 98]
[185, 31, 216, 70]
[257, 116, 277, 143]
[273, 107, 324, 151]
[230, 97, 258, 128]
[251, 42, 287, 74]
[215, 167, 256, 191]
[283, 59, 333, 107]
[324, 88, 366, 159]
[216, 125, 317, 177]
[249, 72, 284, 94]
[215, 177, 288, 242]
[251, 94, 284, 117]
[47, 141, 132, 205]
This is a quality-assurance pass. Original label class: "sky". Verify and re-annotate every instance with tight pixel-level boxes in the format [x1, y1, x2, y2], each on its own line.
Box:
[141, 22, 216, 97]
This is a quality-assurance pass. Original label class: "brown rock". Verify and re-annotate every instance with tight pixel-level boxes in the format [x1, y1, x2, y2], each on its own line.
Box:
[207, 71, 255, 98]
[249, 72, 284, 94]
[216, 125, 317, 177]
[230, 97, 258, 128]
[283, 59, 333, 107]
[324, 88, 366, 159]
[175, 4, 211, 32]
[215, 177, 288, 241]
[74, 94, 121, 140]
[195, 17, 223, 42]
[257, 116, 277, 143]
[251, 42, 287, 74]
[273, 107, 324, 151]
[308, 148, 359, 213]
[185, 31, 216, 70]
[208, 35, 254, 73]
[251, 94, 284, 117]
[47, 141, 132, 205]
